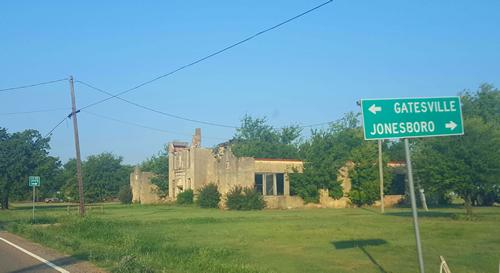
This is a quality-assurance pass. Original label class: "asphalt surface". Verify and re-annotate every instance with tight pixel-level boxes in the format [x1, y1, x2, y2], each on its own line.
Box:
[0, 231, 106, 273]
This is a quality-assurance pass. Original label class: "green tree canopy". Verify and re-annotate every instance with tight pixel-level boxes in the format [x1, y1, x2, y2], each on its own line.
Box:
[140, 147, 169, 196]
[414, 85, 500, 213]
[348, 141, 393, 206]
[62, 153, 132, 202]
[231, 115, 301, 159]
[461, 83, 500, 124]
[0, 128, 58, 209]
[291, 112, 364, 202]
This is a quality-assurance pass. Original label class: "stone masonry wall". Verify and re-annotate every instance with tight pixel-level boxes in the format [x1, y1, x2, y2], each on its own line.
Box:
[130, 167, 162, 204]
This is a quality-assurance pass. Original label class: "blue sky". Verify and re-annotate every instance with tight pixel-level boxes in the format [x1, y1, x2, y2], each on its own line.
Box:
[1, 0, 499, 165]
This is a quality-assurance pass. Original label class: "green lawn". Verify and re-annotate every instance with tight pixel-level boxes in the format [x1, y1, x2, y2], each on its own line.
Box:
[1, 204, 499, 273]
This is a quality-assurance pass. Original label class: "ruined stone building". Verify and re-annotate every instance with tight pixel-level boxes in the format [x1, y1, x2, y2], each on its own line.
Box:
[132, 129, 404, 209]
[168, 129, 305, 208]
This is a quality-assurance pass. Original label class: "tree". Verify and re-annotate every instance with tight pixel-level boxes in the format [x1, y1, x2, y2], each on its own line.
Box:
[414, 85, 500, 214]
[290, 112, 363, 202]
[231, 115, 301, 159]
[62, 153, 132, 202]
[414, 118, 500, 213]
[461, 83, 500, 125]
[118, 184, 132, 204]
[31, 156, 64, 200]
[348, 141, 393, 206]
[60, 159, 78, 201]
[141, 148, 168, 196]
[386, 140, 406, 162]
[0, 128, 55, 209]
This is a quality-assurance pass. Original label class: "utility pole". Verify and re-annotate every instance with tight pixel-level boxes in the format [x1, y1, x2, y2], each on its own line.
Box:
[378, 140, 384, 214]
[69, 76, 85, 217]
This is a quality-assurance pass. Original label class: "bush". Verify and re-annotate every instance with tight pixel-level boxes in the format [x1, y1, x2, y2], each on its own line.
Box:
[118, 184, 132, 204]
[226, 186, 245, 210]
[242, 187, 266, 210]
[226, 186, 266, 210]
[176, 189, 194, 205]
[348, 189, 374, 207]
[198, 183, 221, 208]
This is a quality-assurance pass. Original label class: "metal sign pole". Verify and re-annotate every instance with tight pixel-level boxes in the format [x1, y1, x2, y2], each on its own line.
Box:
[404, 138, 425, 273]
[378, 139, 385, 213]
[32, 185, 35, 223]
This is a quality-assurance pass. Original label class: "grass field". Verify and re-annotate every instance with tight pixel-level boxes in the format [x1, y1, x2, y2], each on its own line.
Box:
[0, 204, 499, 273]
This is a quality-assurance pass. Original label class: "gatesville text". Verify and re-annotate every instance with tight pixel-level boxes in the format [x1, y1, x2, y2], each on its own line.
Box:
[368, 100, 458, 136]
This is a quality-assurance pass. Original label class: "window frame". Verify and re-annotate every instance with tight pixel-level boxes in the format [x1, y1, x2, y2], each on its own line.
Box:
[254, 173, 285, 196]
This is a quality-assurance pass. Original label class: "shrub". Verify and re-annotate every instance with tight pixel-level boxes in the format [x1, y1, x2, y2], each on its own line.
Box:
[226, 186, 265, 210]
[176, 189, 194, 205]
[226, 186, 245, 210]
[348, 189, 373, 207]
[242, 187, 266, 210]
[198, 183, 221, 208]
[118, 184, 132, 204]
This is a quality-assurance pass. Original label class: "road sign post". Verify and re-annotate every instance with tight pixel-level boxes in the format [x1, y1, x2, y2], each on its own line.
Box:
[32, 185, 35, 222]
[28, 176, 40, 223]
[404, 138, 425, 273]
[360, 96, 464, 273]
[378, 139, 384, 214]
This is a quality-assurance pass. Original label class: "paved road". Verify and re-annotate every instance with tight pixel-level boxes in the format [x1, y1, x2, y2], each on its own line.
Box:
[0, 231, 105, 273]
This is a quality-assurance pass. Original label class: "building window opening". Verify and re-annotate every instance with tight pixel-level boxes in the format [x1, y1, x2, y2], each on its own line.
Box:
[265, 174, 274, 195]
[276, 173, 284, 195]
[254, 174, 263, 194]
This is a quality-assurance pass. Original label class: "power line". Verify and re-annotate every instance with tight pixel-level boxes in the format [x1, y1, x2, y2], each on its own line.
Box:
[78, 0, 334, 110]
[82, 110, 179, 134]
[76, 80, 239, 128]
[78, 79, 335, 130]
[0, 107, 70, 116]
[299, 121, 333, 128]
[41, 0, 334, 137]
[45, 116, 69, 138]
[81, 110, 227, 141]
[0, 78, 68, 93]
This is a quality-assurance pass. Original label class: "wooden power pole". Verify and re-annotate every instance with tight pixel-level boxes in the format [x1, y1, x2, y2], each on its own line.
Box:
[69, 76, 85, 216]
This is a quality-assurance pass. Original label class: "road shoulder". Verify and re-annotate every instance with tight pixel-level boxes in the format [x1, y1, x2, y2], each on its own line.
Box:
[0, 231, 107, 273]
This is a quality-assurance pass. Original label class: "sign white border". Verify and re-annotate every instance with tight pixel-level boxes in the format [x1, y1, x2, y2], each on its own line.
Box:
[360, 96, 465, 140]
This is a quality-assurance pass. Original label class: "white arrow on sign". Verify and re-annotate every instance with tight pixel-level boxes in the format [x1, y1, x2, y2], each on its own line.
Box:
[445, 121, 457, 130]
[369, 104, 382, 114]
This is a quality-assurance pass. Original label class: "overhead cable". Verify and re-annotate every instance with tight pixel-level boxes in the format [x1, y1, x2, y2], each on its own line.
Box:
[0, 78, 68, 93]
[78, 80, 334, 130]
[77, 80, 239, 128]
[0, 108, 70, 116]
[44, 116, 69, 138]
[78, 0, 334, 110]
[82, 110, 227, 140]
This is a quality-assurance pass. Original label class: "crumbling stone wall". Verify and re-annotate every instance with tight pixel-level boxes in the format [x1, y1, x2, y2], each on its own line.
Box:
[213, 148, 255, 194]
[130, 167, 162, 204]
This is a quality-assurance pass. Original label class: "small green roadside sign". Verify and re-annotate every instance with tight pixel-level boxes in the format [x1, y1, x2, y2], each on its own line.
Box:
[29, 176, 40, 187]
[361, 96, 464, 140]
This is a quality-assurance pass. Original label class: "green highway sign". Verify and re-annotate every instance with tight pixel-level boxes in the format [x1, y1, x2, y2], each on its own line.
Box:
[361, 96, 464, 140]
[29, 176, 40, 187]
